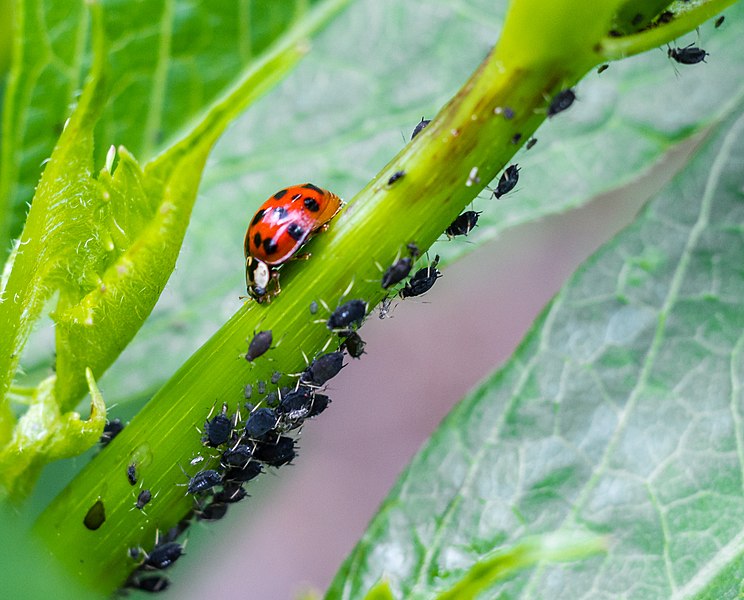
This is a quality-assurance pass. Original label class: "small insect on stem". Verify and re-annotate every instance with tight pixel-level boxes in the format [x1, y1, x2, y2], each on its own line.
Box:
[547, 88, 576, 117]
[667, 44, 708, 65]
[492, 164, 520, 199]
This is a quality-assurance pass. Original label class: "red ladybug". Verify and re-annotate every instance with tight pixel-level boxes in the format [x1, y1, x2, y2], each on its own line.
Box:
[244, 184, 343, 302]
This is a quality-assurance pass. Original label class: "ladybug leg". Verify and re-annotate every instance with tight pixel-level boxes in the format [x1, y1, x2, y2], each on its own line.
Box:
[291, 252, 312, 261]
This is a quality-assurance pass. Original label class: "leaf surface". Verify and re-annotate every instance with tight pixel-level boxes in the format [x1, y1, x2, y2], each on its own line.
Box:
[326, 98, 744, 599]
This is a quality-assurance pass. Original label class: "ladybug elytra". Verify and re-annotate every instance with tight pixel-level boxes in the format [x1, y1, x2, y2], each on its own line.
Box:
[245, 183, 343, 302]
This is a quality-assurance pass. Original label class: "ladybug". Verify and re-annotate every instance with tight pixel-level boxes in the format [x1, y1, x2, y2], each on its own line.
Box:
[245, 184, 343, 302]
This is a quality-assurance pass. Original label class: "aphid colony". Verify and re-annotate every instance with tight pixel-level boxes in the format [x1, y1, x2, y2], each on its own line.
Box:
[122, 341, 344, 591]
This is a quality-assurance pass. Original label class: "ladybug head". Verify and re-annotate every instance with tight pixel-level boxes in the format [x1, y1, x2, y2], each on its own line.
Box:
[246, 257, 272, 302]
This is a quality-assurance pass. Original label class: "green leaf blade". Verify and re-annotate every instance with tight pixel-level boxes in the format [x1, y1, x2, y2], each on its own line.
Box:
[327, 100, 744, 599]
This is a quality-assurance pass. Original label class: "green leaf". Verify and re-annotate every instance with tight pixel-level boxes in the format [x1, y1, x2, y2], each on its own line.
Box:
[0, 0, 331, 258]
[0, 369, 106, 499]
[88, 0, 744, 408]
[326, 100, 744, 598]
[0, 0, 350, 496]
[0, 504, 99, 600]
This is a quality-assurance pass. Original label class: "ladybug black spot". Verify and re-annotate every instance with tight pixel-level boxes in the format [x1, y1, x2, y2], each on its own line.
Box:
[253, 232, 262, 249]
[304, 196, 320, 212]
[273, 206, 288, 218]
[287, 222, 305, 241]
[251, 208, 266, 226]
[263, 237, 278, 255]
[302, 183, 324, 194]
[273, 189, 288, 200]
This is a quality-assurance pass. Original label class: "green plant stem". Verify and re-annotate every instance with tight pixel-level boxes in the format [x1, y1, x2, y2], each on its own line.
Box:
[600, 0, 739, 60]
[33, 0, 715, 593]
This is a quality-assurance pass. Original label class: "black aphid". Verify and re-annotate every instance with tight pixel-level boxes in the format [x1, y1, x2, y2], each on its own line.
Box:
[715, 15, 725, 28]
[244, 407, 278, 440]
[214, 483, 248, 504]
[668, 44, 708, 64]
[127, 464, 137, 486]
[83, 499, 106, 530]
[245, 330, 273, 362]
[187, 469, 222, 495]
[382, 256, 413, 289]
[493, 164, 520, 199]
[411, 117, 430, 140]
[278, 387, 314, 421]
[400, 256, 441, 298]
[203, 406, 232, 447]
[135, 489, 152, 510]
[197, 501, 228, 522]
[144, 542, 183, 570]
[302, 351, 345, 386]
[307, 393, 331, 418]
[253, 436, 296, 467]
[388, 170, 405, 185]
[221, 444, 253, 468]
[547, 88, 576, 117]
[271, 371, 282, 384]
[445, 211, 481, 238]
[224, 460, 263, 483]
[327, 299, 367, 331]
[100, 418, 124, 447]
[130, 576, 170, 593]
[525, 137, 538, 150]
[341, 331, 366, 358]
